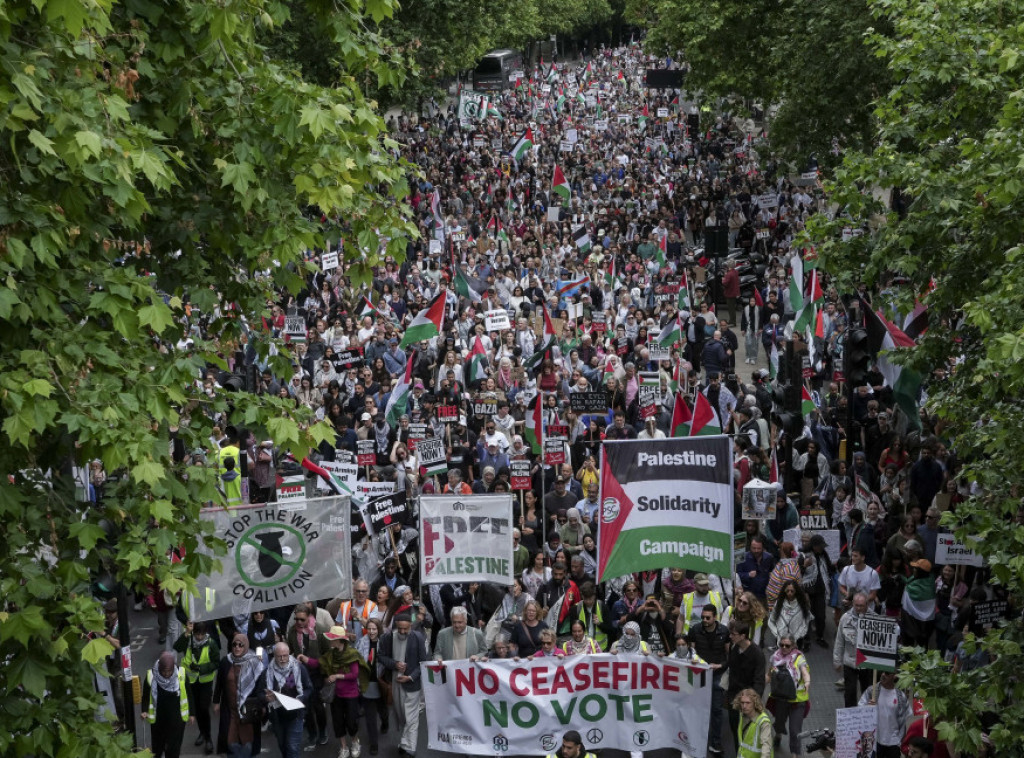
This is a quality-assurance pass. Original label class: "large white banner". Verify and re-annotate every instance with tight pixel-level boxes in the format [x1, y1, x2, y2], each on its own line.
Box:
[419, 494, 514, 586]
[192, 497, 352, 621]
[422, 655, 711, 756]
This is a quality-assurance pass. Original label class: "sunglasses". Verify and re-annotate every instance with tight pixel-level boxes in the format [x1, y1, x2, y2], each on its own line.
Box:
[779, 643, 792, 649]
[231, 642, 246, 648]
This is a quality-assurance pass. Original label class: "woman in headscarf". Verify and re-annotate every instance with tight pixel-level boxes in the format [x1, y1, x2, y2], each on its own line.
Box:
[355, 618, 389, 756]
[610, 621, 650, 655]
[141, 651, 191, 758]
[308, 626, 370, 758]
[558, 507, 591, 557]
[765, 635, 811, 758]
[261, 642, 312, 758]
[562, 619, 601, 655]
[213, 633, 264, 757]
[246, 609, 279, 664]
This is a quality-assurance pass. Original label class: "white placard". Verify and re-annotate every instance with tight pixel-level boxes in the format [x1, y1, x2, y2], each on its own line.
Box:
[546, 207, 561, 223]
[936, 534, 984, 567]
[565, 128, 578, 143]
[321, 251, 339, 271]
[560, 140, 574, 153]
[594, 119, 608, 131]
[657, 107, 669, 118]
[420, 494, 514, 586]
[428, 239, 442, 255]
[484, 309, 511, 332]
[835, 707, 877, 758]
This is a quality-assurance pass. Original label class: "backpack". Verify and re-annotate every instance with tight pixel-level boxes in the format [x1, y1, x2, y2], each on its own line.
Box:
[770, 663, 797, 701]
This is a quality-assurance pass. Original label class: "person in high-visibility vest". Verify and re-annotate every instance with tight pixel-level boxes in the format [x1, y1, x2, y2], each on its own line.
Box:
[545, 729, 597, 758]
[173, 621, 220, 755]
[677, 573, 729, 635]
[734, 688, 774, 758]
[141, 651, 192, 758]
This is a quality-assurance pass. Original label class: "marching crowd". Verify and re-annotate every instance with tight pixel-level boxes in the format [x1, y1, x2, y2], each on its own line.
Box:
[113, 41, 1014, 758]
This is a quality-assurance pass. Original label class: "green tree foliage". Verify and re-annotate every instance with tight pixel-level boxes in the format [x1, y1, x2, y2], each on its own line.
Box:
[631, 0, 889, 167]
[811, 0, 1024, 751]
[0, 0, 415, 753]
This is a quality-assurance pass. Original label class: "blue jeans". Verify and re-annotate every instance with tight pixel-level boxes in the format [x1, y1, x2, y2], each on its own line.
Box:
[269, 711, 305, 758]
[228, 743, 252, 758]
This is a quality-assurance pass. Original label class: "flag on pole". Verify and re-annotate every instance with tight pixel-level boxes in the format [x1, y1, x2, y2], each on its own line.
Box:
[690, 391, 721, 436]
[768, 342, 780, 381]
[658, 315, 682, 348]
[656, 234, 668, 266]
[805, 268, 823, 305]
[788, 253, 804, 312]
[358, 295, 376, 320]
[670, 392, 692, 437]
[557, 275, 590, 298]
[468, 335, 489, 383]
[864, 306, 923, 431]
[385, 354, 415, 425]
[572, 226, 592, 254]
[902, 302, 929, 340]
[523, 303, 557, 372]
[453, 267, 482, 303]
[769, 446, 779, 484]
[801, 386, 816, 417]
[605, 255, 622, 292]
[677, 272, 691, 311]
[638, 103, 650, 128]
[552, 164, 571, 202]
[399, 292, 445, 348]
[524, 394, 544, 454]
[430, 189, 444, 237]
[815, 307, 825, 339]
[511, 127, 534, 163]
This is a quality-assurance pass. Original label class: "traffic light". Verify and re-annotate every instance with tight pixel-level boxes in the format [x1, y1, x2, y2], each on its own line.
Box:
[846, 327, 871, 387]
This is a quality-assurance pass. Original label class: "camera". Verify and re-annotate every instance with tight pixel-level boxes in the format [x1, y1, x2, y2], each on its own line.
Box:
[799, 728, 835, 753]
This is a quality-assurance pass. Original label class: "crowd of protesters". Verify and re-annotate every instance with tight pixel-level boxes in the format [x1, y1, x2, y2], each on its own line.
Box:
[120, 41, 1014, 758]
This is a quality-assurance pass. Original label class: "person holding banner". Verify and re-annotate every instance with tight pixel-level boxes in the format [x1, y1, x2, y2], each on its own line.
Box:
[434, 607, 487, 662]
[562, 619, 602, 655]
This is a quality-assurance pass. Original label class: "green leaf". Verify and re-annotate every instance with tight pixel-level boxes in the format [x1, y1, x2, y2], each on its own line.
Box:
[68, 521, 108, 551]
[131, 459, 164, 487]
[0, 606, 51, 647]
[28, 129, 57, 156]
[137, 302, 174, 334]
[82, 637, 116, 667]
[45, 0, 91, 35]
[74, 130, 102, 159]
[22, 378, 53, 397]
[6, 654, 48, 698]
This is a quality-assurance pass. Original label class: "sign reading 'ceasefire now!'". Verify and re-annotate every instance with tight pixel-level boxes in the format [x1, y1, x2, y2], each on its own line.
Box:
[598, 437, 734, 581]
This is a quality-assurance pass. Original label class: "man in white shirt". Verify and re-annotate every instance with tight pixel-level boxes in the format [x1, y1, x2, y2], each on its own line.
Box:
[839, 547, 881, 608]
[859, 670, 912, 758]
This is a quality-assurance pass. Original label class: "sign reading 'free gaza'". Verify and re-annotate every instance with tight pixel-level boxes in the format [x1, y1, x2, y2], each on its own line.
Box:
[598, 437, 734, 581]
[422, 655, 712, 756]
[191, 497, 353, 621]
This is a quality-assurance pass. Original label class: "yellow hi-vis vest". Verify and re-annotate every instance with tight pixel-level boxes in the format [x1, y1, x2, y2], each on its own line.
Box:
[146, 668, 189, 723]
[738, 711, 773, 758]
[183, 641, 216, 684]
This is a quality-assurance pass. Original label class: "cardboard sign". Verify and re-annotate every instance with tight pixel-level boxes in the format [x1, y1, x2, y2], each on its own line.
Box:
[510, 459, 532, 491]
[800, 508, 829, 530]
[417, 437, 448, 476]
[321, 251, 339, 271]
[429, 239, 442, 255]
[647, 338, 670, 362]
[485, 309, 511, 332]
[333, 348, 364, 369]
[594, 119, 608, 131]
[639, 397, 659, 419]
[437, 405, 459, 423]
[936, 534, 984, 567]
[407, 423, 428, 451]
[972, 600, 1009, 628]
[546, 424, 569, 441]
[856, 614, 899, 671]
[657, 107, 669, 118]
[283, 315, 306, 341]
[559, 140, 574, 153]
[570, 392, 609, 413]
[544, 439, 566, 465]
[276, 474, 306, 503]
[473, 400, 498, 417]
[756, 229, 770, 240]
[362, 491, 410, 535]
[357, 439, 376, 467]
[615, 336, 630, 356]
[473, 135, 486, 148]
[756, 194, 778, 208]
[565, 128, 578, 144]
[835, 706, 877, 758]
[547, 206, 561, 223]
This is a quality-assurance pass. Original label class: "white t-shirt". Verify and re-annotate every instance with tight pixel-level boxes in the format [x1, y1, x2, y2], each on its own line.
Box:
[839, 564, 881, 596]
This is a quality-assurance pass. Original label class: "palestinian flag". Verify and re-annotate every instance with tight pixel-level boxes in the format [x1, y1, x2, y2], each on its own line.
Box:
[815, 307, 826, 339]
[524, 393, 544, 454]
[769, 446, 779, 484]
[791, 302, 815, 336]
[358, 295, 376, 320]
[454, 267, 482, 303]
[468, 335, 489, 383]
[855, 475, 874, 511]
[552, 164, 571, 202]
[656, 234, 668, 266]
[805, 268, 823, 305]
[555, 89, 566, 111]
[572, 226, 592, 254]
[864, 306, 923, 431]
[669, 359, 683, 394]
[575, 92, 586, 106]
[802, 246, 819, 270]
[690, 391, 721, 436]
[801, 386, 816, 416]
[582, 61, 593, 83]
[670, 393, 692, 437]
[605, 255, 622, 292]
[486, 100, 502, 120]
[399, 292, 445, 348]
[430, 189, 444, 234]
[788, 253, 804, 312]
[487, 215, 510, 243]
[426, 663, 448, 685]
[422, 456, 449, 478]
[902, 302, 929, 340]
[678, 272, 691, 311]
[638, 103, 650, 128]
[523, 303, 557, 372]
[558, 275, 590, 298]
[385, 353, 414, 426]
[658, 315, 682, 348]
[546, 66, 558, 84]
[511, 127, 534, 163]
[901, 576, 937, 622]
[616, 70, 625, 83]
[768, 342, 780, 381]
